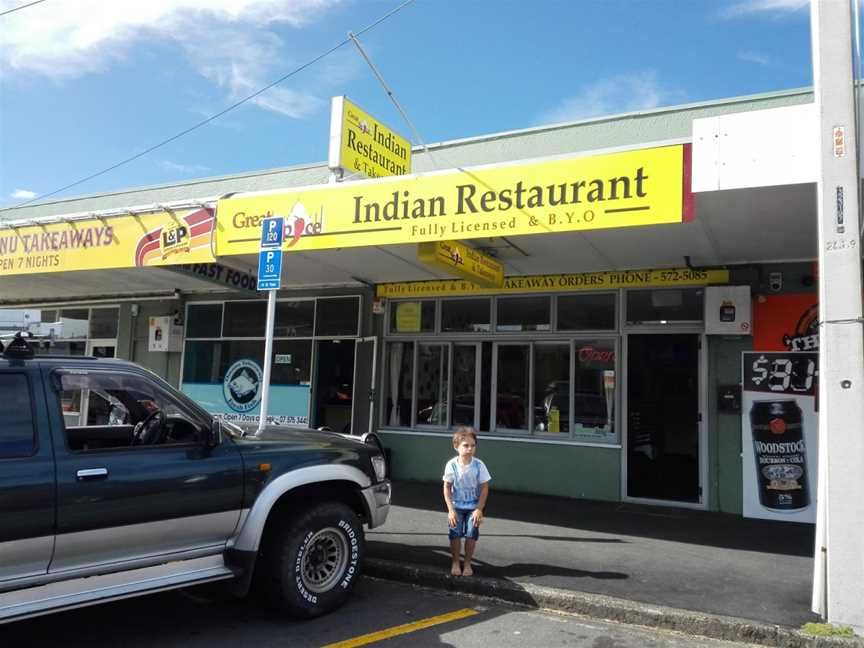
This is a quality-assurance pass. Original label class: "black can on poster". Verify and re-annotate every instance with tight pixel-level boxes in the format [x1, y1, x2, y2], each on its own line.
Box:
[749, 399, 810, 511]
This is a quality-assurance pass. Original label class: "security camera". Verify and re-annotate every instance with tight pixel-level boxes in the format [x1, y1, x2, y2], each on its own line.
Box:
[768, 272, 782, 293]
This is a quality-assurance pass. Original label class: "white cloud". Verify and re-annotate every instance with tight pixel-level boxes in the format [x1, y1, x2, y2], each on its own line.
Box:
[0, 0, 344, 117]
[721, 0, 808, 18]
[739, 51, 771, 65]
[536, 72, 684, 124]
[11, 189, 36, 199]
[160, 160, 210, 175]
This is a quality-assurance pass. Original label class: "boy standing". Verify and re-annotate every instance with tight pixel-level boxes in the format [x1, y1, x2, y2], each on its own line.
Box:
[443, 427, 491, 576]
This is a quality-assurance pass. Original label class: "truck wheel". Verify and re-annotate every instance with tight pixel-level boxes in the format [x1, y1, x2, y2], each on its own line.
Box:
[265, 502, 364, 618]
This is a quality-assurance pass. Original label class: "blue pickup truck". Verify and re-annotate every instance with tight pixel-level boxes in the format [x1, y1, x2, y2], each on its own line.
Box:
[0, 334, 390, 623]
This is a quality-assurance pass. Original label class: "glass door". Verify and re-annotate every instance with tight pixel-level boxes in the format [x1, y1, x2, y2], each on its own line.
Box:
[313, 340, 355, 433]
[625, 333, 701, 503]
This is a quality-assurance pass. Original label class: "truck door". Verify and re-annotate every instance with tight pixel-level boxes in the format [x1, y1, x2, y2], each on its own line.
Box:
[0, 370, 56, 583]
[46, 367, 244, 574]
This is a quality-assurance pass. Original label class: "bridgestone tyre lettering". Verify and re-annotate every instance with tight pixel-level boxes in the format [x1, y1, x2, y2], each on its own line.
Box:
[264, 502, 364, 618]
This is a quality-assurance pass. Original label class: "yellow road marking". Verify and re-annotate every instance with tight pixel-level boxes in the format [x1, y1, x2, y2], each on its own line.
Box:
[320, 607, 480, 648]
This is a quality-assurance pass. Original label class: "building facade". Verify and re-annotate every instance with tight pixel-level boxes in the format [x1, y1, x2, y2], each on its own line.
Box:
[0, 87, 821, 517]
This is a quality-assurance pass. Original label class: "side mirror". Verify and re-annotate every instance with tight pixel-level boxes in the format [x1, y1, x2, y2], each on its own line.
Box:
[206, 420, 221, 448]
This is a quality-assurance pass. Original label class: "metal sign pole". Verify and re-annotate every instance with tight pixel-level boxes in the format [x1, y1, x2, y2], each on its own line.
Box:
[257, 289, 276, 435]
[811, 0, 864, 633]
[256, 215, 285, 436]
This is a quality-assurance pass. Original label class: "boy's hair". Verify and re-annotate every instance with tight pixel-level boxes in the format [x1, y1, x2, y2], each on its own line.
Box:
[452, 426, 477, 447]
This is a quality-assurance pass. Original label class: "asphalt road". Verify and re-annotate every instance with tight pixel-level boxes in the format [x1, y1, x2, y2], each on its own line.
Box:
[2, 578, 765, 648]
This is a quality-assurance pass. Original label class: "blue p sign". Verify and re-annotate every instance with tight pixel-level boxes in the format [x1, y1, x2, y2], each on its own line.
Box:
[257, 248, 282, 290]
[260, 216, 285, 248]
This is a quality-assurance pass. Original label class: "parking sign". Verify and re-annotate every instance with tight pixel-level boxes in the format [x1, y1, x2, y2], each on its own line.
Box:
[257, 249, 282, 290]
[260, 216, 284, 248]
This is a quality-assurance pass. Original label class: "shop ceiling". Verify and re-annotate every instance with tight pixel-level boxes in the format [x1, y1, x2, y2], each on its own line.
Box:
[0, 182, 816, 305]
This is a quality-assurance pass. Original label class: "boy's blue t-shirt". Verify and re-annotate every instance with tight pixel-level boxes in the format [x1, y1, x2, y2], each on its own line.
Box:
[443, 457, 491, 509]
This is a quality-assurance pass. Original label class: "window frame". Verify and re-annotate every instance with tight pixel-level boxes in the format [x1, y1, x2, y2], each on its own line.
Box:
[54, 368, 210, 453]
[381, 291, 625, 445]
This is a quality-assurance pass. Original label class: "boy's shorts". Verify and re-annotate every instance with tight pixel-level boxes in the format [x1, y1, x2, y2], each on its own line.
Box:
[448, 508, 479, 540]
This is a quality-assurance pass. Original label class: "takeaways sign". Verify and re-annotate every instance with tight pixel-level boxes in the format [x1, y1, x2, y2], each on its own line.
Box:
[216, 144, 692, 256]
[0, 207, 215, 276]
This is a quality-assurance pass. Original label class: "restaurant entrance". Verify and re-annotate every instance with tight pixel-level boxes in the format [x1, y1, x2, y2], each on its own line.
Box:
[625, 333, 701, 504]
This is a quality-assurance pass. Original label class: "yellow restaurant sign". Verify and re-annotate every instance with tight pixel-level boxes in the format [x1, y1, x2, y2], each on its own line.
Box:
[216, 144, 692, 256]
[328, 96, 411, 179]
[377, 267, 729, 298]
[0, 207, 215, 276]
[417, 240, 504, 288]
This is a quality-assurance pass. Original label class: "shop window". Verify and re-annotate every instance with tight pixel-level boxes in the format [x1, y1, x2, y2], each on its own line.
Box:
[186, 304, 223, 338]
[43, 341, 86, 356]
[479, 343, 492, 431]
[496, 296, 550, 332]
[89, 307, 119, 338]
[0, 374, 35, 458]
[275, 301, 314, 337]
[389, 301, 435, 334]
[452, 345, 477, 427]
[57, 309, 89, 340]
[416, 343, 449, 426]
[383, 341, 414, 427]
[533, 344, 570, 434]
[223, 301, 266, 337]
[626, 289, 704, 324]
[181, 339, 311, 426]
[315, 297, 359, 337]
[441, 298, 490, 333]
[495, 344, 530, 430]
[557, 294, 616, 330]
[573, 339, 617, 439]
[270, 340, 312, 385]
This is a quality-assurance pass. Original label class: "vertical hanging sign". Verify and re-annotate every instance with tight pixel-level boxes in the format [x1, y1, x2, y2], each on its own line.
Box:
[328, 96, 412, 180]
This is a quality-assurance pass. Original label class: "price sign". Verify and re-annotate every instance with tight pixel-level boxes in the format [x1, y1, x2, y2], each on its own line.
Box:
[742, 352, 817, 396]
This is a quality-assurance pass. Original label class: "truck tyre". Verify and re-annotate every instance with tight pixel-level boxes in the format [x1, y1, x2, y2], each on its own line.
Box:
[265, 502, 364, 618]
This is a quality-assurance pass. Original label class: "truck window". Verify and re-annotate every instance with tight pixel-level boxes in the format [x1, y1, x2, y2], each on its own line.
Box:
[56, 371, 205, 452]
[0, 374, 36, 459]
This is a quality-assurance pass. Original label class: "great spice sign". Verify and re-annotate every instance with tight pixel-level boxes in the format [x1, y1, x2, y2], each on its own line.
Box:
[215, 144, 692, 256]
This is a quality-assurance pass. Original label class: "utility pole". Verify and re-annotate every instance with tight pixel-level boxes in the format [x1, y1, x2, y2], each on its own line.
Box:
[810, 0, 864, 634]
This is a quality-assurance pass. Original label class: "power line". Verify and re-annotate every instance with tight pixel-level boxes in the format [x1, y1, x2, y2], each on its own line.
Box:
[0, 0, 46, 18]
[10, 0, 415, 209]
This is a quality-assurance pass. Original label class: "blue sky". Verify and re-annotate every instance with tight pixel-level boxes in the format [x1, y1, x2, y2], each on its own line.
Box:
[0, 0, 813, 208]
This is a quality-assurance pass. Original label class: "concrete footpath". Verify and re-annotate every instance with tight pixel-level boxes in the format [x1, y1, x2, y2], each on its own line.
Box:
[364, 481, 863, 648]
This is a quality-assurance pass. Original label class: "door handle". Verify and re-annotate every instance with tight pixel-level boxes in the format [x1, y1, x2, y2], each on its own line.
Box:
[76, 468, 109, 481]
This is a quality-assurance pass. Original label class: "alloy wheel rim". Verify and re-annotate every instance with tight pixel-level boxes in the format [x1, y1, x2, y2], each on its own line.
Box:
[300, 527, 349, 593]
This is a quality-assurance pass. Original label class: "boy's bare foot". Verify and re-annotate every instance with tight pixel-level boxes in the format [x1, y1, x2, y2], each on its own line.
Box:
[450, 563, 462, 576]
[462, 564, 473, 576]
